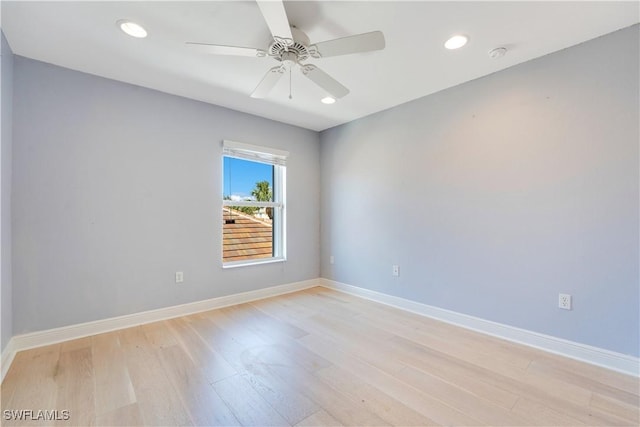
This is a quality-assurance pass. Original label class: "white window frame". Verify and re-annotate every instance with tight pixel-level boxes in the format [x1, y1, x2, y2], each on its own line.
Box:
[222, 140, 287, 268]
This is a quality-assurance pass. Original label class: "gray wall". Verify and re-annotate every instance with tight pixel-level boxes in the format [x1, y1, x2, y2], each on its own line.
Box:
[6, 24, 639, 358]
[12, 57, 320, 335]
[320, 25, 639, 356]
[1, 32, 14, 352]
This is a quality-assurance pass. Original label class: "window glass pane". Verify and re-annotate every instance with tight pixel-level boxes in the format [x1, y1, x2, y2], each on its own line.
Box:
[223, 157, 273, 202]
[223, 207, 273, 263]
[223, 156, 279, 264]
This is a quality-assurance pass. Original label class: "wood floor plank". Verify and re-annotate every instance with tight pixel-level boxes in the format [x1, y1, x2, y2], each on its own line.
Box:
[157, 344, 240, 426]
[95, 403, 143, 427]
[265, 360, 391, 427]
[511, 398, 586, 426]
[395, 364, 533, 426]
[295, 409, 343, 427]
[357, 309, 534, 370]
[237, 351, 320, 425]
[324, 287, 540, 369]
[223, 303, 309, 340]
[297, 332, 484, 426]
[252, 300, 406, 375]
[528, 358, 640, 405]
[257, 340, 332, 376]
[315, 365, 437, 426]
[389, 331, 594, 409]
[303, 313, 406, 374]
[283, 290, 362, 321]
[167, 316, 237, 383]
[356, 309, 535, 376]
[92, 331, 137, 417]
[60, 336, 92, 353]
[250, 295, 313, 321]
[590, 392, 640, 425]
[2, 344, 61, 424]
[187, 310, 271, 373]
[230, 302, 334, 374]
[248, 302, 333, 373]
[213, 374, 289, 426]
[1, 350, 31, 411]
[387, 333, 520, 410]
[536, 352, 640, 396]
[189, 307, 322, 424]
[141, 320, 178, 349]
[223, 322, 391, 426]
[2, 287, 638, 427]
[253, 336, 333, 374]
[118, 327, 192, 426]
[55, 346, 95, 426]
[318, 288, 543, 372]
[388, 335, 624, 426]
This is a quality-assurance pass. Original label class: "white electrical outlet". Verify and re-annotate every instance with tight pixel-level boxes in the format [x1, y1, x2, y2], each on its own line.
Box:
[558, 293, 571, 310]
[330, 256, 334, 265]
[176, 271, 184, 284]
[392, 265, 400, 277]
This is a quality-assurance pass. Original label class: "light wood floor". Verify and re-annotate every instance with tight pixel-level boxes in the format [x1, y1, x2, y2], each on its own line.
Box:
[1, 287, 638, 426]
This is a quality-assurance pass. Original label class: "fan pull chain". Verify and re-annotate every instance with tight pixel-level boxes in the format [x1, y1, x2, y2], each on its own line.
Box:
[289, 66, 292, 100]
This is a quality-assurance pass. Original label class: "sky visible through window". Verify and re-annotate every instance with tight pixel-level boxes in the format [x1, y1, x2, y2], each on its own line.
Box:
[223, 157, 273, 200]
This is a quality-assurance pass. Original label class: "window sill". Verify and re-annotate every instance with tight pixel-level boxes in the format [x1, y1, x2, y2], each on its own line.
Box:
[222, 257, 286, 269]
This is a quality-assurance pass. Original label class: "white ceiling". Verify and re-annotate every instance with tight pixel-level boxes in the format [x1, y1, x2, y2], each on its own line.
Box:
[2, 1, 638, 131]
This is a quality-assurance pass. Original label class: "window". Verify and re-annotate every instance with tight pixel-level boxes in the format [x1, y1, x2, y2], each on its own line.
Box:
[222, 140, 287, 266]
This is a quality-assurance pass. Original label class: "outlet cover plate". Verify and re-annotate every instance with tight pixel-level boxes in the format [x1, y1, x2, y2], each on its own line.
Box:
[559, 293, 571, 310]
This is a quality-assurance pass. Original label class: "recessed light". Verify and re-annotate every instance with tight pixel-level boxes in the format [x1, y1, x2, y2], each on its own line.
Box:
[321, 96, 336, 104]
[445, 35, 468, 50]
[118, 20, 147, 38]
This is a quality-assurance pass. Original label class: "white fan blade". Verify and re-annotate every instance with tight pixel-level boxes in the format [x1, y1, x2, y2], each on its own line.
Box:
[256, 0, 293, 41]
[186, 42, 265, 57]
[312, 31, 385, 58]
[301, 65, 349, 99]
[251, 66, 285, 98]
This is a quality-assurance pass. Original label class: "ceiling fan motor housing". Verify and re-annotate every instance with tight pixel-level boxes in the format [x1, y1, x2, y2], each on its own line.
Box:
[269, 27, 313, 63]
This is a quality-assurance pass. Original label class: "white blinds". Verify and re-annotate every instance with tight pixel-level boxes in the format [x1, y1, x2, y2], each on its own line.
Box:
[222, 140, 288, 166]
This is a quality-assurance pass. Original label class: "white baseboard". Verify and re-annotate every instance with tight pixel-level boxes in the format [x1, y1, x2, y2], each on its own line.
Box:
[1, 278, 319, 382]
[0, 339, 17, 383]
[320, 278, 639, 377]
[3, 277, 637, 382]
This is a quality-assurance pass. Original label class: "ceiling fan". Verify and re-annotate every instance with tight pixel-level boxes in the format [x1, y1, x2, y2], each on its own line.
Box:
[186, 0, 385, 100]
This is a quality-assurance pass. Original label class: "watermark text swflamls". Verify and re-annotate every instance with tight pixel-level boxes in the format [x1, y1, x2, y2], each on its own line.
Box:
[3, 409, 70, 421]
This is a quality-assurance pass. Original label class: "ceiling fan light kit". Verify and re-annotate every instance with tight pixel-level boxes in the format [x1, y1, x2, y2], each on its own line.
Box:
[186, 0, 385, 101]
